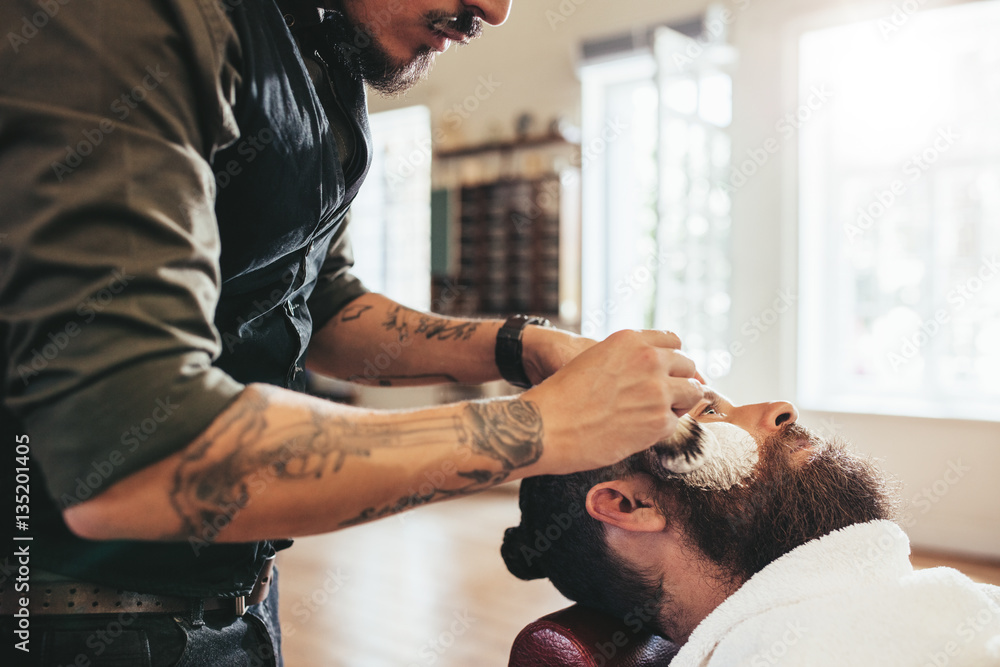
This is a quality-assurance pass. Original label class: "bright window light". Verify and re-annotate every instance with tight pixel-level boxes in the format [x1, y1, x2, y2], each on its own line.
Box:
[580, 29, 734, 375]
[798, 1, 1000, 421]
[350, 106, 432, 310]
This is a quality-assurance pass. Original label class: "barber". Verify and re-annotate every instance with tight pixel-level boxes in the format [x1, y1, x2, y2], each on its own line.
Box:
[0, 0, 704, 663]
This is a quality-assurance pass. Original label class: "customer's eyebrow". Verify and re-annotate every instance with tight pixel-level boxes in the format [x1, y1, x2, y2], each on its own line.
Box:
[702, 388, 721, 406]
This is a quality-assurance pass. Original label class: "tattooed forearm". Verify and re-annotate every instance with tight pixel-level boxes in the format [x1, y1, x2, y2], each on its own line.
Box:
[338, 469, 509, 528]
[169, 389, 464, 543]
[168, 387, 544, 542]
[339, 401, 543, 526]
[382, 304, 482, 342]
[462, 399, 544, 470]
[337, 303, 373, 322]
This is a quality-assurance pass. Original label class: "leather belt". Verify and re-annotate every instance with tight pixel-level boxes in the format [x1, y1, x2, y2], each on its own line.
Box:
[0, 556, 275, 617]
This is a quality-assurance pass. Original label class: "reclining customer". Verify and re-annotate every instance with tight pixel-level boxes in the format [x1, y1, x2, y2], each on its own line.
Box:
[502, 390, 1000, 666]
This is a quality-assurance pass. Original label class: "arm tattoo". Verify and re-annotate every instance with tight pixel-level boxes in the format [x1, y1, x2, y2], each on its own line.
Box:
[337, 468, 510, 528]
[339, 400, 544, 527]
[382, 304, 481, 342]
[337, 303, 372, 322]
[168, 387, 543, 542]
[462, 400, 544, 470]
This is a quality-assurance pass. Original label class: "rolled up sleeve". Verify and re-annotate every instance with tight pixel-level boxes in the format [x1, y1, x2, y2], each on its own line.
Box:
[0, 0, 247, 505]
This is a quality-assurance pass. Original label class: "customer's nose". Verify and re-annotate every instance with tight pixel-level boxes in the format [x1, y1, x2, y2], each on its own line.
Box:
[464, 0, 512, 25]
[756, 401, 798, 434]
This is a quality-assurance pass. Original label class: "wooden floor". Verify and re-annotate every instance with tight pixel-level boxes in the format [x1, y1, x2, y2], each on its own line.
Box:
[276, 487, 1000, 667]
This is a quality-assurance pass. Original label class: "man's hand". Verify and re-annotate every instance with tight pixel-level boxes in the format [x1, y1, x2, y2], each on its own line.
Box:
[520, 325, 597, 386]
[522, 329, 705, 475]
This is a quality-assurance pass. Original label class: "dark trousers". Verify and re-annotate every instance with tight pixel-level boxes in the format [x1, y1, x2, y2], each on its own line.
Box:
[3, 571, 282, 667]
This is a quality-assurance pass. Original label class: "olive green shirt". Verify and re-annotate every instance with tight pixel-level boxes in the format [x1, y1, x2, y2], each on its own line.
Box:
[0, 0, 367, 504]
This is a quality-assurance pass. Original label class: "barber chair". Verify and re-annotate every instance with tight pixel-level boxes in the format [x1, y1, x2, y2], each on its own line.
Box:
[509, 604, 679, 666]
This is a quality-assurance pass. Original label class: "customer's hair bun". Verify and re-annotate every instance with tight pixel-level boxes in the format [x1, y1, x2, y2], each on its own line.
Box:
[501, 525, 547, 581]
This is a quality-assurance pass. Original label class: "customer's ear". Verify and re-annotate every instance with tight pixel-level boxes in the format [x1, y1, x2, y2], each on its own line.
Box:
[586, 479, 666, 532]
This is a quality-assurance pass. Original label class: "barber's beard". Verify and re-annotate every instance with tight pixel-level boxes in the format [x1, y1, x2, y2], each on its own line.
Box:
[668, 424, 897, 585]
[343, 10, 482, 95]
[353, 40, 435, 96]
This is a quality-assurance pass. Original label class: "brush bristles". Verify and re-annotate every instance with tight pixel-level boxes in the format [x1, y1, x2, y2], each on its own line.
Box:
[652, 415, 717, 474]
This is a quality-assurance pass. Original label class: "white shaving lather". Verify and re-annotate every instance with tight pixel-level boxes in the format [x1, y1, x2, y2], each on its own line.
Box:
[675, 422, 759, 491]
[654, 414, 720, 474]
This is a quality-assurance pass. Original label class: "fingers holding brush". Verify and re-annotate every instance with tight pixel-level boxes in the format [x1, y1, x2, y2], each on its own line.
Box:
[520, 329, 706, 476]
[651, 399, 719, 474]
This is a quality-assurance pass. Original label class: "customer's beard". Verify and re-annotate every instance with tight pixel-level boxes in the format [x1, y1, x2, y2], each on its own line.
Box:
[665, 424, 897, 586]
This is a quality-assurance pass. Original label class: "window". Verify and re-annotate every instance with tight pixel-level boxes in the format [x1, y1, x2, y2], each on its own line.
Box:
[350, 106, 432, 310]
[580, 20, 735, 377]
[797, 1, 1000, 421]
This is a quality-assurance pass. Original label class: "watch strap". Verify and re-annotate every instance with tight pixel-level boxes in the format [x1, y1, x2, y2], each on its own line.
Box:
[495, 314, 551, 388]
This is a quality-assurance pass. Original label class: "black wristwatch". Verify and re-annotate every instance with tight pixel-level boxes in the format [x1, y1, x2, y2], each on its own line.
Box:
[495, 314, 552, 388]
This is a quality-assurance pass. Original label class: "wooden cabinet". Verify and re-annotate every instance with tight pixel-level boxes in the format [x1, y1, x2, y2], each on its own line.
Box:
[430, 137, 580, 325]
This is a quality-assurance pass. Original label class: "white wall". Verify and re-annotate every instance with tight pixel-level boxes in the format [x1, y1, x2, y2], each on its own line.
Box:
[369, 0, 1000, 558]
[368, 0, 711, 144]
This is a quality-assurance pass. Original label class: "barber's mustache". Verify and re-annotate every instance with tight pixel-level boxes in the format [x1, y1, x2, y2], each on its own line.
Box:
[430, 10, 483, 41]
[453, 11, 483, 38]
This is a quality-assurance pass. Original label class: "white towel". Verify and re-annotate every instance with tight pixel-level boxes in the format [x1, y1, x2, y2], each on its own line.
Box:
[672, 520, 1000, 666]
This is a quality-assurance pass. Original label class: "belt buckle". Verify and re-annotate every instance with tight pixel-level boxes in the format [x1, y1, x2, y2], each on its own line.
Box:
[235, 595, 248, 617]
